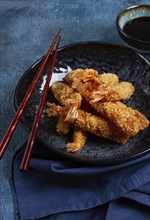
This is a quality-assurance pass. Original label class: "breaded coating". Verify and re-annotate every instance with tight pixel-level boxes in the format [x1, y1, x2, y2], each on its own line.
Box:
[45, 69, 149, 152]
[90, 82, 135, 102]
[51, 81, 87, 151]
[64, 69, 149, 136]
[91, 101, 149, 136]
[65, 69, 134, 102]
[66, 127, 87, 152]
[64, 69, 119, 89]
[56, 117, 72, 135]
[51, 81, 82, 108]
[98, 73, 119, 86]
[51, 81, 82, 136]
[64, 68, 99, 89]
[45, 103, 129, 144]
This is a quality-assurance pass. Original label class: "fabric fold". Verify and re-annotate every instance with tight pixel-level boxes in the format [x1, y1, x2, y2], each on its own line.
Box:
[12, 142, 150, 220]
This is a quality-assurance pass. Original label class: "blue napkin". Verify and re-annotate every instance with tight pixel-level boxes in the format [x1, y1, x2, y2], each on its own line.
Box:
[12, 141, 150, 220]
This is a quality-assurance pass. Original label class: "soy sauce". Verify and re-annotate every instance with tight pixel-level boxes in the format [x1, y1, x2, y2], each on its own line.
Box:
[123, 17, 150, 42]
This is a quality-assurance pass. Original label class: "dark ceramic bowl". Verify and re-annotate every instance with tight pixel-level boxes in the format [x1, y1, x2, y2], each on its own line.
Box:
[116, 5, 150, 53]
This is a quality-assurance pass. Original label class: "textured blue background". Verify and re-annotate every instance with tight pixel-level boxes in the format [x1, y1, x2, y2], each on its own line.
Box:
[0, 0, 150, 219]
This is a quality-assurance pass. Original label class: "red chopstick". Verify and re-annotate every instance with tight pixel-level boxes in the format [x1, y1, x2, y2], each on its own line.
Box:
[20, 36, 61, 172]
[0, 29, 61, 159]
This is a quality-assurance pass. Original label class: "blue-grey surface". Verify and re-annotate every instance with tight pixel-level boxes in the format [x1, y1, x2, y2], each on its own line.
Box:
[0, 0, 150, 219]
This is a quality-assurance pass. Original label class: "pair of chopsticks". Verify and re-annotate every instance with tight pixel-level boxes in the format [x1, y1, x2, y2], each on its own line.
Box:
[0, 29, 61, 172]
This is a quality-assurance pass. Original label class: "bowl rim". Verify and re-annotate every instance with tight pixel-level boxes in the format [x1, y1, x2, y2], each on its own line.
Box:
[116, 4, 150, 44]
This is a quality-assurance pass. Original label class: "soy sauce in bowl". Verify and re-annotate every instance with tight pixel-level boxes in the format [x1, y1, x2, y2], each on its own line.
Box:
[116, 5, 150, 52]
[123, 16, 150, 43]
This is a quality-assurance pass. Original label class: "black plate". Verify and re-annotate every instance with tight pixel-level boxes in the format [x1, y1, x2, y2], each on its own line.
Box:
[14, 42, 150, 165]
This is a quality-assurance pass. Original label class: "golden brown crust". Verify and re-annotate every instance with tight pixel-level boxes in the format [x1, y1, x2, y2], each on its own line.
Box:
[51, 82, 87, 150]
[66, 128, 87, 152]
[51, 81, 82, 108]
[90, 82, 135, 102]
[65, 69, 134, 102]
[45, 68, 149, 152]
[91, 101, 149, 136]
[64, 69, 149, 137]
[45, 103, 129, 144]
[56, 117, 72, 135]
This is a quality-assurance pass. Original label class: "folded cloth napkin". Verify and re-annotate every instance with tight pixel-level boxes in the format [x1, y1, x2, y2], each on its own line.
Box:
[12, 141, 150, 220]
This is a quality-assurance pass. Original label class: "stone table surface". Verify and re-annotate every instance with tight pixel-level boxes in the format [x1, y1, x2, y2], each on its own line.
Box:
[0, 0, 150, 219]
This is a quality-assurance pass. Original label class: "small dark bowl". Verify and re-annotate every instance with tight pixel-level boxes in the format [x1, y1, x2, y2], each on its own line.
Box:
[116, 5, 150, 53]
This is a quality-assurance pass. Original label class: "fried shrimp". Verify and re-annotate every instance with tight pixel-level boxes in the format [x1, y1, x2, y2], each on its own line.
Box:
[91, 101, 149, 136]
[90, 82, 135, 102]
[65, 69, 134, 102]
[45, 103, 129, 144]
[45, 68, 149, 152]
[64, 69, 149, 136]
[56, 117, 72, 135]
[66, 127, 87, 152]
[51, 81, 87, 152]
[51, 81, 82, 108]
[51, 81, 82, 134]
[64, 69, 119, 89]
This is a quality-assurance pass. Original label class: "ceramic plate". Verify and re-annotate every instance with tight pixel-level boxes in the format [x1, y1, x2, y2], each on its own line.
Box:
[14, 42, 150, 164]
